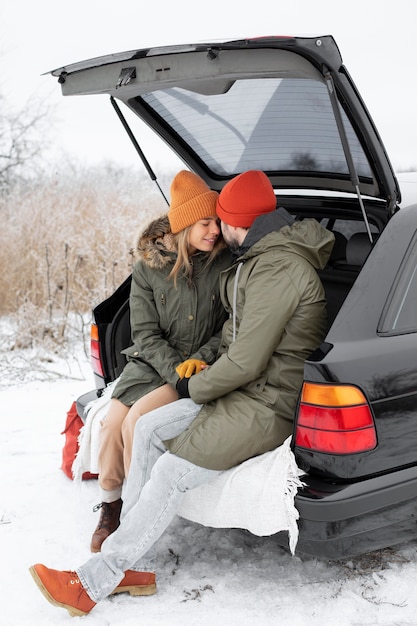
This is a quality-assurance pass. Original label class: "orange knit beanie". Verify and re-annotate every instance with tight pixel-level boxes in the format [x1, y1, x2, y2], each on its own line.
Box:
[168, 170, 219, 233]
[216, 170, 276, 228]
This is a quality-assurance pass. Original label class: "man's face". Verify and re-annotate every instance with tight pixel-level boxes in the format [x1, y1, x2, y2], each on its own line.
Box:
[221, 221, 241, 252]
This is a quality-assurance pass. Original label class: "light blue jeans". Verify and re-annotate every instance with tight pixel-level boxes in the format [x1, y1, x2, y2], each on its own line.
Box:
[77, 399, 222, 602]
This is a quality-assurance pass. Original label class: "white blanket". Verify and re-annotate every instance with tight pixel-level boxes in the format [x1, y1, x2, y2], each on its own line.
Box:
[72, 382, 117, 480]
[73, 390, 305, 554]
[179, 438, 304, 554]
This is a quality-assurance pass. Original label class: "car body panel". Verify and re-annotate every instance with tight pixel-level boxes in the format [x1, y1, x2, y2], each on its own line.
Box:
[296, 204, 417, 481]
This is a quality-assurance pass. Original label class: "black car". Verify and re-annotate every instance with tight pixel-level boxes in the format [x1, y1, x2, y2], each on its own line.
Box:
[49, 35, 417, 560]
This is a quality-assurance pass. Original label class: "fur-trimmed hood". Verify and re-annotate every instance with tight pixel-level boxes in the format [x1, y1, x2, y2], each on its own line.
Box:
[134, 214, 177, 270]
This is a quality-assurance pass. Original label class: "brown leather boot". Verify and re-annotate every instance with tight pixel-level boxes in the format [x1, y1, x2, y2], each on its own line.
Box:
[90, 498, 122, 553]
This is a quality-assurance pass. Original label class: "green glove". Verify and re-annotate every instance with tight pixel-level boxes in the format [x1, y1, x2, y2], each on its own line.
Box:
[176, 359, 207, 379]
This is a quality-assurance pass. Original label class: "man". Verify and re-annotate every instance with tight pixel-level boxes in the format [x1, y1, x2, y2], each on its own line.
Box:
[29, 170, 334, 616]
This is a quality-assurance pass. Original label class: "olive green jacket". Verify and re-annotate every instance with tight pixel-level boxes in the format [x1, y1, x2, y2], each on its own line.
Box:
[112, 215, 231, 405]
[166, 210, 334, 470]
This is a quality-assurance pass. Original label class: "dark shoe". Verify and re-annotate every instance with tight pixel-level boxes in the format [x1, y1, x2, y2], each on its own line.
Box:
[29, 564, 96, 617]
[111, 570, 157, 596]
[90, 498, 123, 553]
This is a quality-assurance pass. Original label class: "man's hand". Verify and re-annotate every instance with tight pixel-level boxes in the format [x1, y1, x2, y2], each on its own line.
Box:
[176, 377, 190, 398]
[176, 359, 207, 379]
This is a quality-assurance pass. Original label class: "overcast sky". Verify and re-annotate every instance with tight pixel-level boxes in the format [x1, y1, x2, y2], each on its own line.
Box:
[1, 0, 416, 175]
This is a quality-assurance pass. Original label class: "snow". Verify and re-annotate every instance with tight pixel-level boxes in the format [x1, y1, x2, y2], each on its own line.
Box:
[397, 171, 417, 207]
[3, 345, 417, 625]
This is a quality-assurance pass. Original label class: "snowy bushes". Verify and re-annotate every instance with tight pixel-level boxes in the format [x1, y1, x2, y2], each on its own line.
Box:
[0, 163, 172, 351]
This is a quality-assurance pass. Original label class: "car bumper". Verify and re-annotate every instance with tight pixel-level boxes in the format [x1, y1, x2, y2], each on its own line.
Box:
[274, 465, 417, 560]
[76, 389, 102, 422]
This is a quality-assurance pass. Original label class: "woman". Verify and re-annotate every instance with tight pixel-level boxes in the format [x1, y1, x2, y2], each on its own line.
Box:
[90, 170, 231, 552]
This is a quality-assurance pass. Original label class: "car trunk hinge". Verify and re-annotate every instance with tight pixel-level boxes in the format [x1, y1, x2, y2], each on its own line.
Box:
[109, 96, 169, 206]
[324, 70, 373, 244]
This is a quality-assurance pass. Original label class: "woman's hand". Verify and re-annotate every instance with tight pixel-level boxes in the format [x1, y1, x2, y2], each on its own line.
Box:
[176, 359, 207, 379]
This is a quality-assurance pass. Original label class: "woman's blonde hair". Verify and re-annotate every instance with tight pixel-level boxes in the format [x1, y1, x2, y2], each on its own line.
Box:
[168, 225, 225, 286]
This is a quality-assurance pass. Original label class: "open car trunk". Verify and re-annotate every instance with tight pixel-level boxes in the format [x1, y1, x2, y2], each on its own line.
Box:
[50, 36, 417, 559]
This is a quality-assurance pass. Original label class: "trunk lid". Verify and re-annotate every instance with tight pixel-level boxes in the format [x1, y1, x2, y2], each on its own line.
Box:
[49, 35, 400, 213]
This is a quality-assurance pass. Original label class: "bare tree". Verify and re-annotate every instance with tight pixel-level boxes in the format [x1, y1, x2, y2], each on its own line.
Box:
[0, 93, 51, 190]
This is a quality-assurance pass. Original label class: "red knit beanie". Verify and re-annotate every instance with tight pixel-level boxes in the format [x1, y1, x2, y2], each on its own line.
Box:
[168, 170, 219, 234]
[216, 170, 276, 228]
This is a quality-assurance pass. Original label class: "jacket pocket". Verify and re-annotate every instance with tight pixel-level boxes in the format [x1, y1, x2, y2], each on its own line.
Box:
[245, 376, 279, 407]
[154, 288, 170, 330]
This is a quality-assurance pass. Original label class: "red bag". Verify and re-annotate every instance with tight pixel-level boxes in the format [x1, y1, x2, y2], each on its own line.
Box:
[61, 401, 98, 480]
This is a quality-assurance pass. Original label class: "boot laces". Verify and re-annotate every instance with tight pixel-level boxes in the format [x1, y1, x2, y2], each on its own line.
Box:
[64, 571, 81, 586]
[92, 501, 120, 531]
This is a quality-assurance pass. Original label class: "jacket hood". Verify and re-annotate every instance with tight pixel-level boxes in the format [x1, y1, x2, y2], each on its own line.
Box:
[134, 214, 177, 270]
[239, 208, 334, 270]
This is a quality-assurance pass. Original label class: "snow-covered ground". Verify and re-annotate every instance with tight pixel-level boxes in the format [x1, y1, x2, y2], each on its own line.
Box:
[3, 341, 417, 625]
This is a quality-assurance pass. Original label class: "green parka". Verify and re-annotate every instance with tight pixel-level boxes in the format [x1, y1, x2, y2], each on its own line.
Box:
[165, 209, 334, 470]
[112, 215, 231, 406]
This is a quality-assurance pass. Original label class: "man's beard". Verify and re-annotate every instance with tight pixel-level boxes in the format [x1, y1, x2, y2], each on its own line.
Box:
[221, 224, 241, 253]
[223, 234, 241, 253]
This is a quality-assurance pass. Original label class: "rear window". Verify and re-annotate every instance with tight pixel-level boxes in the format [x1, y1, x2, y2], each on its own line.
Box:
[140, 77, 372, 178]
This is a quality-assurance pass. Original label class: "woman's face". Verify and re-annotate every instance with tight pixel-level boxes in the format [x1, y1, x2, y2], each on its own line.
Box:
[187, 216, 221, 254]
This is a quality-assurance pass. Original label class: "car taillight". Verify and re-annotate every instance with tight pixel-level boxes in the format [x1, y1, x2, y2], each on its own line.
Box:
[90, 323, 104, 377]
[295, 382, 377, 454]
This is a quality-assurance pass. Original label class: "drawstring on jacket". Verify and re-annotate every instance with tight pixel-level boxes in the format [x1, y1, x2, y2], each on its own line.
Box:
[232, 262, 244, 342]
